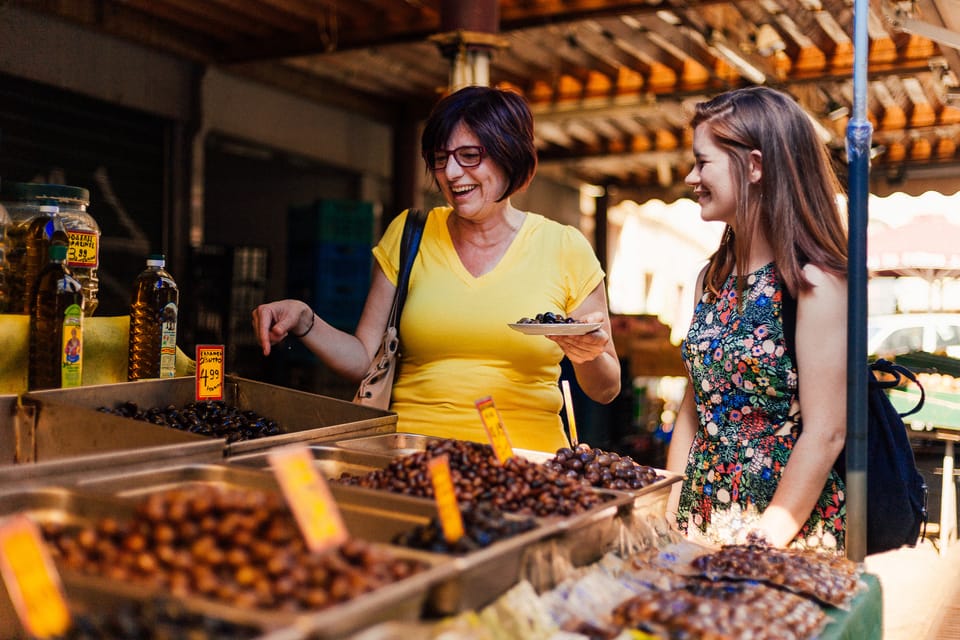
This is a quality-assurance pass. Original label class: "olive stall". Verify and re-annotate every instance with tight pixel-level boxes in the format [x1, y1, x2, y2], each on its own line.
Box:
[0, 376, 882, 639]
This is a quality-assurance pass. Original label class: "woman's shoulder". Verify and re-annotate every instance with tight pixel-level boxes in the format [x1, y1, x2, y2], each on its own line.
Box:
[798, 263, 847, 305]
[800, 263, 846, 288]
[522, 211, 588, 240]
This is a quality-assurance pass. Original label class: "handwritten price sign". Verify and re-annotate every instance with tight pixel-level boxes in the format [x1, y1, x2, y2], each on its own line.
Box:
[195, 345, 224, 401]
[66, 231, 99, 268]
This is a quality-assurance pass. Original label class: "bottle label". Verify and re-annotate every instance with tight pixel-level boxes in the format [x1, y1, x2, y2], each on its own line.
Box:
[60, 305, 82, 388]
[66, 231, 98, 268]
[159, 302, 178, 378]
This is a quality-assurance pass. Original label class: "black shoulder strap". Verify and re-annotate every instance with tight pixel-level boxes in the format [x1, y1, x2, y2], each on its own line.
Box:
[781, 289, 798, 359]
[784, 288, 926, 418]
[391, 208, 427, 324]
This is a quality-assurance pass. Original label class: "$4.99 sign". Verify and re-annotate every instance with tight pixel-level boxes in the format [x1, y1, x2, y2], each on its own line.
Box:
[196, 345, 225, 401]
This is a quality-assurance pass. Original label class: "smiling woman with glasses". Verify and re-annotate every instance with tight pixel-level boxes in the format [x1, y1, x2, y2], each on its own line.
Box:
[253, 85, 621, 453]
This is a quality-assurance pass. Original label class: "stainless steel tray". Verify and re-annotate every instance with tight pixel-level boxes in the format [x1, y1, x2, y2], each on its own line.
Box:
[0, 395, 224, 491]
[331, 433, 436, 456]
[0, 486, 453, 639]
[229, 445, 397, 482]
[77, 462, 440, 544]
[23, 376, 399, 457]
[230, 444, 601, 614]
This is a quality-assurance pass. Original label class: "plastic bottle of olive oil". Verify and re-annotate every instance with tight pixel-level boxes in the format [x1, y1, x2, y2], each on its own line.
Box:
[128, 254, 179, 380]
[28, 243, 84, 390]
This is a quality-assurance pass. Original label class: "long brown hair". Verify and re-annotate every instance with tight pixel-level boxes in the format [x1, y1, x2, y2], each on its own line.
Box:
[692, 87, 848, 301]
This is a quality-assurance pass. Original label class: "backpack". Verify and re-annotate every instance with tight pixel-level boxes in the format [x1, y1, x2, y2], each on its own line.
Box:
[782, 292, 929, 555]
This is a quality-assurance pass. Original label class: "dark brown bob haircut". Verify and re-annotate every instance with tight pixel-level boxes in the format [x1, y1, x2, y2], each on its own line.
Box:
[421, 85, 538, 201]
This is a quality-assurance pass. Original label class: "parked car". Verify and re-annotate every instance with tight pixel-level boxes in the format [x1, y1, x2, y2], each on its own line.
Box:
[867, 313, 960, 358]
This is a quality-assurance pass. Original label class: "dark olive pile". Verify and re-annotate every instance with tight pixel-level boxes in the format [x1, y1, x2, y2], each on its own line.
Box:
[392, 501, 538, 554]
[336, 438, 603, 517]
[42, 485, 426, 612]
[544, 443, 663, 491]
[97, 401, 281, 443]
[56, 598, 260, 639]
[516, 311, 578, 324]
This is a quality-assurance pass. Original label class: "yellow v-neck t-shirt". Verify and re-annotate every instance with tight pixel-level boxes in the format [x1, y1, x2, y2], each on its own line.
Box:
[371, 206, 604, 452]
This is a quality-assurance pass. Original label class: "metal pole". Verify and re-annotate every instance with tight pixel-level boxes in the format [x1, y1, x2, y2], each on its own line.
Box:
[845, 0, 873, 562]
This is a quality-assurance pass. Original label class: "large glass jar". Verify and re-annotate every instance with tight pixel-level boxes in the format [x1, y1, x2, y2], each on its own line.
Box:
[2, 182, 100, 315]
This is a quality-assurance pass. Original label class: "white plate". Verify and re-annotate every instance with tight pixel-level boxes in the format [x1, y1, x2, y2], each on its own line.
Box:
[508, 322, 602, 336]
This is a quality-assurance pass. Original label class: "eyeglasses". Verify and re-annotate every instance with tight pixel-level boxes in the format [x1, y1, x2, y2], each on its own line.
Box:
[424, 146, 485, 170]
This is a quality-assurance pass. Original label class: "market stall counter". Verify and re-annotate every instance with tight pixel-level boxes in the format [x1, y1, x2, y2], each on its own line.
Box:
[0, 412, 882, 638]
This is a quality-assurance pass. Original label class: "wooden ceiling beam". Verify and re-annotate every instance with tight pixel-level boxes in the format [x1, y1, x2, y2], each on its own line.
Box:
[207, 0, 308, 33]
[20, 0, 223, 61]
[138, 0, 276, 39]
[216, 0, 728, 63]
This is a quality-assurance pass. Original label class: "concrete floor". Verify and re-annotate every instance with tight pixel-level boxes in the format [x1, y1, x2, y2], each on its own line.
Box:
[864, 538, 960, 640]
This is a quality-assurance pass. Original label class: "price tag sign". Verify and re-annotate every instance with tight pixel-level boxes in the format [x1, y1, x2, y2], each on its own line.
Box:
[66, 230, 99, 268]
[195, 345, 225, 401]
[428, 455, 465, 544]
[269, 445, 348, 554]
[475, 396, 514, 464]
[561, 380, 579, 447]
[0, 516, 70, 638]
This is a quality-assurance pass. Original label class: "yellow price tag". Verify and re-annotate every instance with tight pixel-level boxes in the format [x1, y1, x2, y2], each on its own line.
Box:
[195, 345, 224, 401]
[474, 396, 514, 464]
[428, 455, 465, 544]
[66, 231, 99, 268]
[269, 445, 348, 554]
[0, 516, 71, 638]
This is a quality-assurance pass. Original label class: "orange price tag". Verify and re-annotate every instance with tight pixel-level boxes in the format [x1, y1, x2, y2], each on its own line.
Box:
[428, 455, 465, 544]
[0, 516, 71, 638]
[195, 345, 224, 401]
[269, 445, 348, 554]
[474, 396, 514, 464]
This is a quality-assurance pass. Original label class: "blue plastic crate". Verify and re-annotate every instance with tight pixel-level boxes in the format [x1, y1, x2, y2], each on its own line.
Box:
[289, 199, 374, 246]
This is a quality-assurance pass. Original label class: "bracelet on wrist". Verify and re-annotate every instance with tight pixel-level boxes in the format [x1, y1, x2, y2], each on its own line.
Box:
[290, 312, 316, 338]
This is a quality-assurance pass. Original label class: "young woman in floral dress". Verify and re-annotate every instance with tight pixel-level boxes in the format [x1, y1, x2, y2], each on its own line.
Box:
[666, 87, 848, 552]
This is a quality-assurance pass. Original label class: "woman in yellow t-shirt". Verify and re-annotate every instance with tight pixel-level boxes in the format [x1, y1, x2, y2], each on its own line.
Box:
[253, 86, 620, 452]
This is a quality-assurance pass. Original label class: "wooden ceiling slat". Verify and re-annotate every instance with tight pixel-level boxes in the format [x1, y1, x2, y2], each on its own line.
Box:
[902, 76, 937, 127]
[143, 0, 277, 39]
[207, 0, 307, 32]
[256, 0, 372, 27]
[807, 10, 855, 69]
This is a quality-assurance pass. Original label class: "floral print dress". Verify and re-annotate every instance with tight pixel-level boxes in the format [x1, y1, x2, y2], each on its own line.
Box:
[677, 263, 845, 551]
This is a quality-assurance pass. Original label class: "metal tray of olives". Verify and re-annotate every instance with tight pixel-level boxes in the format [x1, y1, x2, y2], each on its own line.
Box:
[0, 486, 454, 639]
[4, 573, 299, 640]
[22, 376, 399, 458]
[75, 462, 442, 543]
[0, 397, 225, 494]
[226, 444, 610, 614]
[330, 432, 553, 462]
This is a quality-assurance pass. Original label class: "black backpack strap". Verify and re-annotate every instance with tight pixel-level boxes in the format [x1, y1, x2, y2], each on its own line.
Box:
[869, 358, 926, 417]
[781, 289, 798, 359]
